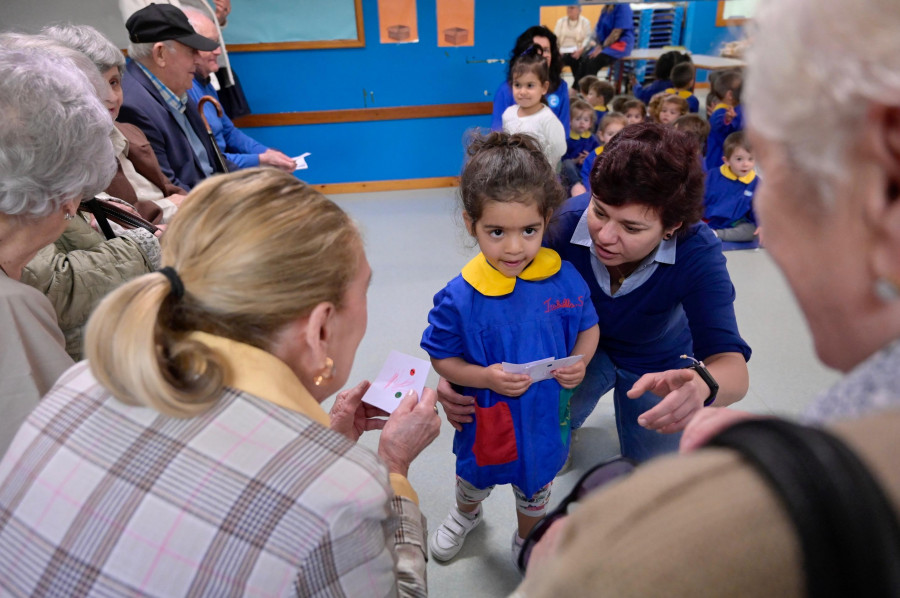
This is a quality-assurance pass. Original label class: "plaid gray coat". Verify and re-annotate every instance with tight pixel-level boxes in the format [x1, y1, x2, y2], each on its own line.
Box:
[0, 363, 427, 597]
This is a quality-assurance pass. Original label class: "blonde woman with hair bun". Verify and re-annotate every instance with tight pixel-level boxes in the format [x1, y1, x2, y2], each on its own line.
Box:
[0, 168, 441, 596]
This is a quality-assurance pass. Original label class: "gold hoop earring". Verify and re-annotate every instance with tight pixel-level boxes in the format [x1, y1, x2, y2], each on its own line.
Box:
[313, 357, 335, 387]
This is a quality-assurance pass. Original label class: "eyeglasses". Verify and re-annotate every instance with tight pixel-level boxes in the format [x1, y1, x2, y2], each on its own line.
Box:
[517, 456, 637, 573]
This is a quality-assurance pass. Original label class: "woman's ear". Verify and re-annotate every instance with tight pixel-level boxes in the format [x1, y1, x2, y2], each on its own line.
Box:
[665, 221, 683, 239]
[865, 105, 900, 285]
[462, 211, 476, 236]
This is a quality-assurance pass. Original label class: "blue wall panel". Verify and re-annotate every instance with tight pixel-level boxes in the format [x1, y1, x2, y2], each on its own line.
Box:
[225, 1, 741, 184]
[242, 114, 491, 185]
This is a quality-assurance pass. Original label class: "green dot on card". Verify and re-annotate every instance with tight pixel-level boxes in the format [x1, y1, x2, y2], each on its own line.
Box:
[395, 392, 402, 398]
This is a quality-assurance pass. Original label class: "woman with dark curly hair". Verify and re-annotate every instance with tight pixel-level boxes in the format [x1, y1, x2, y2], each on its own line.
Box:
[440, 123, 751, 463]
[491, 26, 571, 136]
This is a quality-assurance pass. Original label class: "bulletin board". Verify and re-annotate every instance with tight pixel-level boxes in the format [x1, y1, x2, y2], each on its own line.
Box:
[226, 0, 365, 51]
[716, 0, 757, 26]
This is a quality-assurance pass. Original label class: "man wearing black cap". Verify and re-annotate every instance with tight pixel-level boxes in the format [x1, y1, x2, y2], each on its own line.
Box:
[119, 3, 235, 191]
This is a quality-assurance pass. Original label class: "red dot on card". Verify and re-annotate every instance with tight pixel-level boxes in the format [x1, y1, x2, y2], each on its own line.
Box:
[410, 369, 416, 375]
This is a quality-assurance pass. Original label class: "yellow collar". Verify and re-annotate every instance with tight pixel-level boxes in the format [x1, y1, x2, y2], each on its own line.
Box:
[595, 145, 605, 155]
[664, 88, 692, 99]
[188, 331, 331, 427]
[720, 163, 756, 184]
[594, 105, 608, 112]
[713, 102, 731, 112]
[461, 248, 561, 296]
[570, 130, 593, 140]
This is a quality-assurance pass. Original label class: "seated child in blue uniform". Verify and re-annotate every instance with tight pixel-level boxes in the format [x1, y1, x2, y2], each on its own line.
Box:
[561, 100, 599, 193]
[656, 94, 689, 126]
[583, 79, 615, 131]
[573, 112, 627, 195]
[704, 130, 759, 242]
[421, 132, 600, 564]
[665, 62, 699, 113]
[705, 69, 744, 172]
[673, 114, 710, 172]
[622, 98, 646, 126]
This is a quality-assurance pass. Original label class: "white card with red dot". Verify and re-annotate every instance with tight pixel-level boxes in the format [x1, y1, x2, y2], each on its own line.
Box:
[361, 350, 431, 413]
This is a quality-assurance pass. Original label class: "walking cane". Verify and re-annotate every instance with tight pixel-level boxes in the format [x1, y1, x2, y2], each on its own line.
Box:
[197, 95, 230, 173]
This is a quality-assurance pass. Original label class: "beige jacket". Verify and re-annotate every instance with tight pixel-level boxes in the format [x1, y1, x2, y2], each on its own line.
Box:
[514, 409, 900, 597]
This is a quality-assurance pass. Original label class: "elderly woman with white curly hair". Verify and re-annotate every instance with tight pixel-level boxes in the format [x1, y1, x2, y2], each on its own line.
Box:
[0, 39, 116, 455]
[512, 0, 900, 595]
[4, 33, 162, 363]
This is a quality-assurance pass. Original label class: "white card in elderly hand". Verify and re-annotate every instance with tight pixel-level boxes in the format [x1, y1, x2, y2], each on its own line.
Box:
[502, 355, 583, 383]
[292, 152, 311, 170]
[362, 351, 431, 413]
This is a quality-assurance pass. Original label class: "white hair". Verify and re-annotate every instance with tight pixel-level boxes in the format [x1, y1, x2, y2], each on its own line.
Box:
[42, 24, 125, 76]
[128, 39, 175, 62]
[0, 35, 115, 218]
[181, 6, 213, 32]
[744, 0, 900, 204]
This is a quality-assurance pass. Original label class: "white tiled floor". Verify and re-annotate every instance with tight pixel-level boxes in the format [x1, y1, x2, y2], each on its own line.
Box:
[327, 187, 841, 597]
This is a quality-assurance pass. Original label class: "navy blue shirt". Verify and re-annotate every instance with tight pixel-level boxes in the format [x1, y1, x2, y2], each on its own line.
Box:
[633, 78, 671, 104]
[545, 193, 751, 375]
[704, 165, 759, 229]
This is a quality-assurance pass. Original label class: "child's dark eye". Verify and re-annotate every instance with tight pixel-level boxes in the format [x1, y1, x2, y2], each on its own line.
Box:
[489, 229, 504, 237]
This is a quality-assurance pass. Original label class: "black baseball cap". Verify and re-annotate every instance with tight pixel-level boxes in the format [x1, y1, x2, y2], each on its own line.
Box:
[126, 3, 219, 51]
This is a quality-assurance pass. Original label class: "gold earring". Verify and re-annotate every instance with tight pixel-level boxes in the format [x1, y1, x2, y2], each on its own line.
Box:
[313, 357, 335, 386]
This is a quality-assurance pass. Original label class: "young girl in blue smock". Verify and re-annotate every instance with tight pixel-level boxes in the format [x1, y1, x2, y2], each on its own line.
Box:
[421, 132, 600, 564]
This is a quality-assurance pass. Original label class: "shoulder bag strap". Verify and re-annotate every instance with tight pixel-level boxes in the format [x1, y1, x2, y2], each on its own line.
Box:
[709, 418, 900, 598]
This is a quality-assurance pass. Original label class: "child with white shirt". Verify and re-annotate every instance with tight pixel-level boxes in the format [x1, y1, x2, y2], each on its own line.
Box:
[501, 47, 567, 169]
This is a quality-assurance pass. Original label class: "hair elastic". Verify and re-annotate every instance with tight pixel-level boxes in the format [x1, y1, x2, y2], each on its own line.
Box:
[159, 266, 185, 300]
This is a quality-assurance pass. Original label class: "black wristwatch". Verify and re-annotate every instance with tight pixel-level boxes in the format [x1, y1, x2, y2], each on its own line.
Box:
[680, 355, 719, 406]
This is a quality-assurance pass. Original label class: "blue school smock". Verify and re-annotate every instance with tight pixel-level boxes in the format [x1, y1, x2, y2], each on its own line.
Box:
[544, 193, 751, 376]
[491, 80, 571, 136]
[563, 131, 600, 161]
[420, 249, 598, 497]
[595, 5, 635, 60]
[633, 78, 671, 104]
[664, 88, 700, 113]
[593, 106, 608, 132]
[580, 145, 604, 188]
[705, 103, 744, 172]
[704, 165, 759, 229]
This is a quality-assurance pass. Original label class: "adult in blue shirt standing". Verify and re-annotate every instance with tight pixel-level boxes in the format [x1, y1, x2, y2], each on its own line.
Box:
[492, 26, 571, 136]
[574, 4, 634, 89]
[184, 8, 295, 171]
[439, 123, 751, 462]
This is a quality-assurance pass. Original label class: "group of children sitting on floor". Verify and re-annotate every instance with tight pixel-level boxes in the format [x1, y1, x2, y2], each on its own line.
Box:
[500, 43, 759, 244]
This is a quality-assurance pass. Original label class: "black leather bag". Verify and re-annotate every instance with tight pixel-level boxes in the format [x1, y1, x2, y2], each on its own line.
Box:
[710, 419, 900, 597]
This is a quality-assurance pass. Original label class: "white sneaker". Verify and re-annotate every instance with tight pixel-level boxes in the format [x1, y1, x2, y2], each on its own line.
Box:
[511, 529, 525, 571]
[430, 505, 483, 562]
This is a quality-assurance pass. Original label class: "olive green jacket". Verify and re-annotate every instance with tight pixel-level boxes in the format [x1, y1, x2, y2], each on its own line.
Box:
[21, 216, 153, 360]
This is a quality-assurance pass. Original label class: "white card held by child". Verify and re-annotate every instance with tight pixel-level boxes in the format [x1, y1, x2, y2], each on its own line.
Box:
[501, 355, 584, 383]
[362, 350, 431, 413]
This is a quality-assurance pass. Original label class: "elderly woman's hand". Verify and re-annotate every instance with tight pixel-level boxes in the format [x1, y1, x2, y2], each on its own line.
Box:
[627, 368, 709, 433]
[329, 380, 390, 442]
[436, 377, 475, 431]
[679, 407, 762, 453]
[377, 388, 441, 477]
